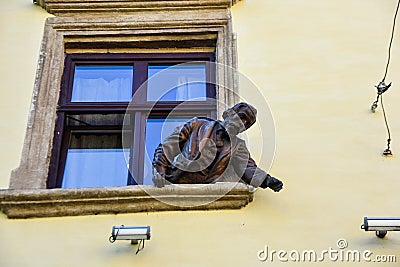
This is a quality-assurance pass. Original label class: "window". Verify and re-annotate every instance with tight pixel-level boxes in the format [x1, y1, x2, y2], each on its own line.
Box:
[47, 53, 216, 189]
[3, 1, 250, 218]
[71, 65, 133, 102]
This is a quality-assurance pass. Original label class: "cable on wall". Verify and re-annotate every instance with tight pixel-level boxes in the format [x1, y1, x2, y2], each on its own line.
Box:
[370, 0, 400, 156]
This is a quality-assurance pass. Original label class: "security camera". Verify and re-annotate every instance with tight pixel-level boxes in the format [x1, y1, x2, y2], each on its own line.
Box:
[361, 217, 400, 238]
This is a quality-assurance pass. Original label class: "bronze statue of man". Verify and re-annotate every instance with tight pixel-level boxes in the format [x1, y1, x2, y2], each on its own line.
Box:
[152, 102, 283, 192]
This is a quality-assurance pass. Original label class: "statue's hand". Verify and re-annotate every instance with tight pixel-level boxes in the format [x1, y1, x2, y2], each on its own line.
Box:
[153, 172, 168, 188]
[261, 175, 283, 192]
[269, 177, 283, 192]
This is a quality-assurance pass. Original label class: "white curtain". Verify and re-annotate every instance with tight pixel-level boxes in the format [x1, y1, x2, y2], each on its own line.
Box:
[72, 77, 131, 102]
[176, 76, 190, 100]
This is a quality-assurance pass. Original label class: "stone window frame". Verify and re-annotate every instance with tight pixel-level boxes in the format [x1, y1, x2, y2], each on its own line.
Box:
[0, 0, 254, 219]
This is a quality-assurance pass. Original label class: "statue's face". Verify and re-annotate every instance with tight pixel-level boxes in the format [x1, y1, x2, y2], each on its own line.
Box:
[223, 108, 255, 136]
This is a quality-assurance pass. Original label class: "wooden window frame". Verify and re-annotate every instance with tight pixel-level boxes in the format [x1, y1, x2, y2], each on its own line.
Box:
[47, 52, 217, 188]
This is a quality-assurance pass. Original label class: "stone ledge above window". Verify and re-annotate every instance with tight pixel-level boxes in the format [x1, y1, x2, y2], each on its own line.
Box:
[33, 0, 242, 16]
[0, 183, 254, 219]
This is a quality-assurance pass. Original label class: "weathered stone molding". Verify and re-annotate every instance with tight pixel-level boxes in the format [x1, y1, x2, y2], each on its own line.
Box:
[0, 183, 254, 219]
[10, 21, 64, 190]
[33, 0, 242, 16]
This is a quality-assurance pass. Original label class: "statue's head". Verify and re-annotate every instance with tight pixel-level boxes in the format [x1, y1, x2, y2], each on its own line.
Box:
[222, 102, 257, 136]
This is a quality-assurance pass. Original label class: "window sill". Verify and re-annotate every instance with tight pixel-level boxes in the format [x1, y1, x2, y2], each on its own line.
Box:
[0, 182, 254, 219]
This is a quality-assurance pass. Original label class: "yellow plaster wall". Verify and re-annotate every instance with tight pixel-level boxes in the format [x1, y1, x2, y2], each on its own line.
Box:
[1, 0, 400, 266]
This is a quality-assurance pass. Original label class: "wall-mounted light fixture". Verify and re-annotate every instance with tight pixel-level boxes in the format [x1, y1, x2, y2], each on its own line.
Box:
[361, 217, 400, 238]
[109, 225, 151, 254]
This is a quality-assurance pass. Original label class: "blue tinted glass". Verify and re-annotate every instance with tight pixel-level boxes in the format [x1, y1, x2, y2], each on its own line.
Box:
[143, 118, 190, 185]
[62, 149, 129, 188]
[72, 65, 133, 102]
[62, 132, 129, 188]
[147, 63, 206, 101]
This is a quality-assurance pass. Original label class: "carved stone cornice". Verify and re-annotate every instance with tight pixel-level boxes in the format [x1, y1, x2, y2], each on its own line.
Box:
[0, 183, 254, 219]
[33, 0, 242, 16]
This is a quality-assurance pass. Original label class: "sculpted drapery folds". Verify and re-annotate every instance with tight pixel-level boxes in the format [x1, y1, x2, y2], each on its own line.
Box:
[152, 102, 283, 192]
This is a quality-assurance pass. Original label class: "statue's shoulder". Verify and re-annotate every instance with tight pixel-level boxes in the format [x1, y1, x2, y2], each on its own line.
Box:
[235, 136, 245, 142]
[231, 136, 248, 150]
[188, 117, 215, 127]
[196, 117, 215, 123]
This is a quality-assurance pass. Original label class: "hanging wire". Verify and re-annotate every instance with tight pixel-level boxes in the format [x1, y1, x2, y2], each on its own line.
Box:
[371, 0, 400, 156]
[381, 96, 392, 155]
[382, 0, 400, 82]
[109, 226, 122, 243]
[135, 240, 145, 254]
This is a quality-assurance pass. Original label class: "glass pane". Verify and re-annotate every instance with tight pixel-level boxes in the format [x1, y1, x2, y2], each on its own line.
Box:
[66, 114, 126, 126]
[71, 65, 133, 102]
[143, 118, 190, 185]
[62, 131, 129, 188]
[147, 63, 206, 101]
